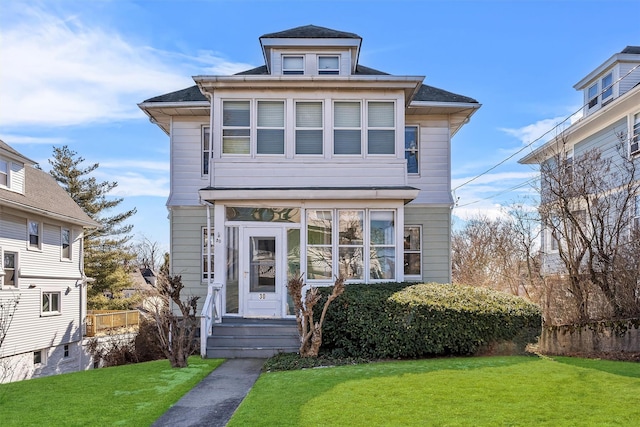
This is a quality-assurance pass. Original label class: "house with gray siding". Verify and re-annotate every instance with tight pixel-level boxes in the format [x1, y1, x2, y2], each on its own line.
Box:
[520, 46, 640, 274]
[139, 25, 480, 356]
[0, 140, 99, 382]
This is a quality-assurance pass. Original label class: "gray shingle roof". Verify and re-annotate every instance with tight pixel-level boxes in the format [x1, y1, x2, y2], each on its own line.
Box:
[0, 139, 36, 164]
[143, 86, 207, 103]
[0, 165, 99, 227]
[621, 46, 640, 54]
[261, 25, 361, 40]
[414, 84, 478, 104]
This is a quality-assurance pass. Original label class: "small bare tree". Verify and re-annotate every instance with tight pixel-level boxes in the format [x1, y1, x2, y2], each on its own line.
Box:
[288, 275, 345, 357]
[149, 269, 200, 368]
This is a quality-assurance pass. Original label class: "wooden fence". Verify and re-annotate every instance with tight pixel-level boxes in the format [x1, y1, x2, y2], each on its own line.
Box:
[86, 310, 140, 337]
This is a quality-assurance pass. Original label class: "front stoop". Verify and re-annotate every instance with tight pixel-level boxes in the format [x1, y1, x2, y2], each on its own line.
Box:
[206, 317, 300, 358]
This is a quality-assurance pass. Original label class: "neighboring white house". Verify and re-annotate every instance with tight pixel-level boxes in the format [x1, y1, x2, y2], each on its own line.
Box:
[0, 140, 99, 383]
[519, 46, 640, 273]
[139, 25, 480, 323]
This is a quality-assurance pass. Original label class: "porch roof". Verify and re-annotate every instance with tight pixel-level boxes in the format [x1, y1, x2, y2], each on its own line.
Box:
[199, 186, 419, 204]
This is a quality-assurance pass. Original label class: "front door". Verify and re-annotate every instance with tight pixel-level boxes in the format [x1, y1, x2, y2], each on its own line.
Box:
[242, 227, 283, 317]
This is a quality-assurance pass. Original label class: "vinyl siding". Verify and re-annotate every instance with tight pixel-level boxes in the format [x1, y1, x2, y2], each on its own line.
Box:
[619, 62, 640, 96]
[404, 205, 451, 284]
[168, 118, 210, 206]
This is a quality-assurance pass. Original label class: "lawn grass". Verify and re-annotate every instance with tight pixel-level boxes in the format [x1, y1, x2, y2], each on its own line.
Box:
[0, 356, 223, 426]
[229, 355, 640, 426]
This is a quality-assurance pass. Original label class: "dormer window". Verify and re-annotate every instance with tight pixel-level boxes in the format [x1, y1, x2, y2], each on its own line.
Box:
[283, 56, 304, 75]
[0, 160, 7, 187]
[318, 56, 339, 75]
[588, 83, 598, 109]
[601, 72, 613, 104]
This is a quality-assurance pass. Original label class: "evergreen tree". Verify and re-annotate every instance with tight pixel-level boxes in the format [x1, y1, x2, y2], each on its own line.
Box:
[49, 146, 138, 309]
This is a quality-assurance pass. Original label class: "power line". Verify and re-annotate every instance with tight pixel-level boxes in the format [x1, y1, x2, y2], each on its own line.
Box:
[454, 176, 540, 208]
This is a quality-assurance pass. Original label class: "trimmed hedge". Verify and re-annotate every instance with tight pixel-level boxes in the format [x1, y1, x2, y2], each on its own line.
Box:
[318, 282, 541, 359]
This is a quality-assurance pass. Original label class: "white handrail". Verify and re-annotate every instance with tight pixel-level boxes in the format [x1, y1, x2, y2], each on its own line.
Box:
[200, 282, 223, 357]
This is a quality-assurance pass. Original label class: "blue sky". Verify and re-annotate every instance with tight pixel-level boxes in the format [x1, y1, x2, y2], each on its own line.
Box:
[1, 0, 638, 250]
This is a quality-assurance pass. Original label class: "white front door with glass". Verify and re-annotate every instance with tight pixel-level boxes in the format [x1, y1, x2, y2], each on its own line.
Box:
[242, 227, 284, 317]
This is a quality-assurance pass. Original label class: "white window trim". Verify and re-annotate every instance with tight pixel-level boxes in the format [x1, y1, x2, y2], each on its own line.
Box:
[61, 227, 72, 261]
[318, 55, 340, 75]
[366, 101, 396, 156]
[202, 226, 214, 281]
[256, 100, 286, 156]
[294, 100, 324, 156]
[333, 100, 363, 156]
[202, 126, 211, 176]
[403, 225, 422, 278]
[34, 350, 45, 365]
[631, 112, 640, 157]
[405, 126, 420, 175]
[27, 219, 42, 251]
[587, 83, 599, 109]
[41, 290, 61, 316]
[282, 55, 305, 75]
[221, 99, 251, 156]
[1, 248, 19, 289]
[601, 72, 614, 105]
[0, 159, 9, 188]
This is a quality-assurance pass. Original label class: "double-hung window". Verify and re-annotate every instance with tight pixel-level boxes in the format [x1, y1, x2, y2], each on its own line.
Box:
[283, 56, 304, 75]
[405, 126, 419, 174]
[588, 83, 599, 109]
[202, 227, 214, 280]
[61, 228, 71, 260]
[338, 210, 364, 280]
[202, 126, 211, 175]
[28, 220, 41, 250]
[370, 211, 395, 280]
[631, 113, 640, 155]
[0, 159, 8, 187]
[334, 102, 361, 155]
[222, 101, 250, 154]
[42, 291, 61, 314]
[367, 102, 395, 155]
[2, 251, 17, 288]
[403, 226, 422, 277]
[318, 56, 339, 75]
[307, 210, 333, 280]
[257, 101, 285, 155]
[601, 72, 613, 104]
[295, 102, 323, 155]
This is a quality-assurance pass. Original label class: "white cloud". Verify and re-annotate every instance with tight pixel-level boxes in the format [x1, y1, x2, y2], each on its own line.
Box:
[0, 5, 253, 128]
[0, 133, 69, 145]
[499, 107, 582, 149]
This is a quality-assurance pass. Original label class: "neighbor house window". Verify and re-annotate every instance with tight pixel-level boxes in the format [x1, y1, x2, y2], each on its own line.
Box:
[631, 113, 640, 155]
[0, 159, 8, 187]
[283, 56, 304, 75]
[338, 210, 364, 280]
[28, 220, 41, 249]
[222, 101, 250, 154]
[61, 228, 71, 260]
[588, 83, 598, 109]
[334, 102, 361, 155]
[318, 56, 339, 75]
[601, 72, 613, 104]
[257, 101, 285, 155]
[634, 195, 640, 231]
[42, 291, 61, 314]
[202, 227, 214, 280]
[202, 126, 211, 175]
[295, 102, 323, 155]
[404, 226, 422, 277]
[405, 126, 419, 174]
[307, 210, 333, 280]
[3, 251, 17, 288]
[370, 211, 395, 280]
[64, 345, 70, 358]
[367, 102, 395, 155]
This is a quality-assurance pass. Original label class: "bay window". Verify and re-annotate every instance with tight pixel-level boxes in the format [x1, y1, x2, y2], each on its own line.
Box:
[338, 210, 364, 280]
[367, 102, 395, 154]
[257, 101, 285, 154]
[222, 101, 250, 154]
[307, 210, 333, 280]
[369, 211, 395, 279]
[334, 102, 361, 155]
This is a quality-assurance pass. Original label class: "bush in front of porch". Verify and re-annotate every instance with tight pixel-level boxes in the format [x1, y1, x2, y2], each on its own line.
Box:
[317, 282, 541, 359]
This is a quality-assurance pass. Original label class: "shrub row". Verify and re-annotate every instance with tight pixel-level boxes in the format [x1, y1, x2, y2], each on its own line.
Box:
[318, 282, 541, 359]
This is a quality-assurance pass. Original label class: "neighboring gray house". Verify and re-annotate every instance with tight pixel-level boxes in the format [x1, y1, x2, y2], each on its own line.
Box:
[0, 140, 99, 382]
[139, 25, 479, 356]
[520, 46, 640, 273]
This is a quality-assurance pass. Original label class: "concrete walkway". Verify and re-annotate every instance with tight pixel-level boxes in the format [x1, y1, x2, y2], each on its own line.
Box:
[152, 358, 265, 427]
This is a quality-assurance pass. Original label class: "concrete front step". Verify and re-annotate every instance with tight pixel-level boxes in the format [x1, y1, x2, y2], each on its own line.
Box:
[206, 317, 300, 358]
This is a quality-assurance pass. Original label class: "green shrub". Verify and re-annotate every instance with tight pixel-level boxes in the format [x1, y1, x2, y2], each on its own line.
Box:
[318, 282, 541, 359]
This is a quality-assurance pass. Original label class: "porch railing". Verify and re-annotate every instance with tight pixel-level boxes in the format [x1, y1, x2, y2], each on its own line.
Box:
[86, 310, 140, 337]
[200, 282, 223, 357]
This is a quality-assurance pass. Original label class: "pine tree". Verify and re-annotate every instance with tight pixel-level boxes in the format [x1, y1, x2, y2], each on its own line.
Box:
[49, 146, 138, 309]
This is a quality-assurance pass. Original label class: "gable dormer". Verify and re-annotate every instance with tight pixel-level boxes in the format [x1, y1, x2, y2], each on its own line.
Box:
[259, 25, 362, 76]
[0, 139, 35, 194]
[575, 46, 640, 117]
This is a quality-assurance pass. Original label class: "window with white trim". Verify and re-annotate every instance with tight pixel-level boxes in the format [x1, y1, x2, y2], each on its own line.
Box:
[588, 83, 598, 109]
[0, 159, 8, 187]
[61, 228, 71, 260]
[202, 227, 214, 280]
[257, 101, 285, 155]
[2, 251, 17, 288]
[338, 210, 364, 280]
[634, 195, 640, 231]
[370, 211, 395, 280]
[295, 102, 323, 155]
[283, 56, 304, 75]
[307, 210, 333, 280]
[222, 101, 250, 154]
[631, 113, 640, 156]
[368, 102, 395, 155]
[333, 102, 361, 155]
[405, 126, 419, 174]
[28, 220, 41, 250]
[202, 126, 211, 175]
[318, 56, 339, 75]
[404, 226, 422, 277]
[42, 291, 61, 314]
[34, 350, 43, 365]
[601, 72, 613, 104]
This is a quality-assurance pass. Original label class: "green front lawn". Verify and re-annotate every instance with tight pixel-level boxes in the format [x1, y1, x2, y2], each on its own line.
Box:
[0, 357, 223, 426]
[229, 356, 640, 426]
